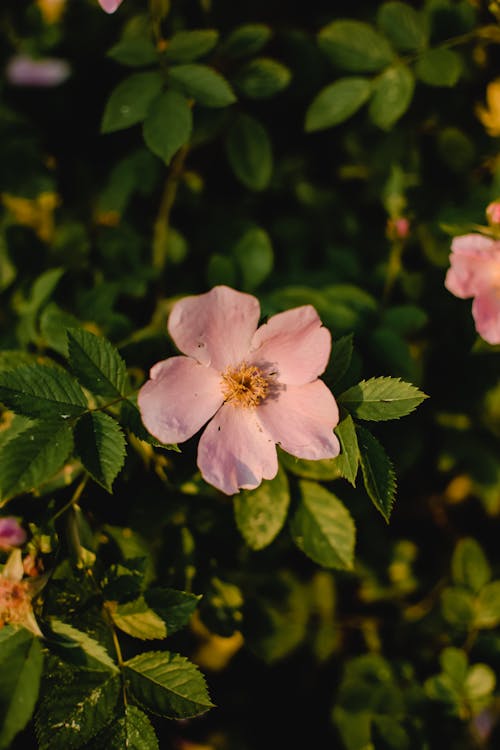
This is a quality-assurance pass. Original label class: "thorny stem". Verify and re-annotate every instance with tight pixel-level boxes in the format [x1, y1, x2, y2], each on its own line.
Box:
[153, 144, 190, 274]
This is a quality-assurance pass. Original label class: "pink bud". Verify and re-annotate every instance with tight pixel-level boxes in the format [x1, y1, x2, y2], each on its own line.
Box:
[0, 518, 27, 550]
[486, 200, 500, 227]
[98, 0, 124, 12]
[386, 217, 410, 241]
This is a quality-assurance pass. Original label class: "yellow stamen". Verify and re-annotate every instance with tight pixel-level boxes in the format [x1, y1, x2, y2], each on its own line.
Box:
[221, 361, 270, 408]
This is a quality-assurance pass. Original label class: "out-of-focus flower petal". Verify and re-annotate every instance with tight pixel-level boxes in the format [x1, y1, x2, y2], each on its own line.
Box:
[445, 234, 500, 298]
[138, 356, 223, 444]
[2, 548, 24, 581]
[168, 286, 261, 371]
[250, 305, 331, 385]
[472, 290, 500, 345]
[5, 55, 70, 87]
[197, 403, 278, 495]
[257, 380, 340, 460]
[98, 0, 124, 12]
[0, 518, 26, 550]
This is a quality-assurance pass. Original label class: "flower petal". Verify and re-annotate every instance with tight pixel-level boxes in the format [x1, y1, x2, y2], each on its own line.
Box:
[257, 380, 340, 460]
[249, 305, 331, 385]
[138, 356, 223, 444]
[98, 0, 124, 12]
[197, 404, 278, 495]
[445, 234, 500, 298]
[472, 290, 500, 345]
[168, 286, 261, 371]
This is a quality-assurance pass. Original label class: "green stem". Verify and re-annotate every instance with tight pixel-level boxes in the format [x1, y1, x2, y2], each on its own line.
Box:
[153, 144, 190, 273]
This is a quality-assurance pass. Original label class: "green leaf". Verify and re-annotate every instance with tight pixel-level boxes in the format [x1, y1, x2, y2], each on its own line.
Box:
[369, 64, 415, 130]
[305, 78, 372, 132]
[16, 268, 65, 346]
[143, 90, 192, 165]
[234, 464, 290, 550]
[0, 628, 43, 750]
[168, 64, 236, 107]
[67, 328, 129, 398]
[377, 2, 429, 51]
[334, 413, 359, 486]
[124, 651, 214, 719]
[357, 425, 396, 522]
[441, 587, 475, 628]
[0, 419, 73, 502]
[48, 620, 117, 672]
[329, 334, 354, 389]
[339, 377, 428, 421]
[220, 23, 272, 59]
[290, 480, 356, 569]
[233, 57, 291, 99]
[232, 226, 274, 290]
[87, 705, 159, 750]
[110, 596, 167, 640]
[0, 364, 87, 419]
[415, 48, 462, 87]
[279, 450, 344, 481]
[441, 647, 468, 683]
[381, 305, 428, 335]
[451, 538, 491, 593]
[144, 588, 200, 635]
[225, 113, 273, 191]
[35, 665, 121, 750]
[164, 29, 219, 62]
[318, 20, 394, 72]
[101, 72, 163, 133]
[74, 412, 126, 493]
[39, 303, 82, 358]
[107, 37, 158, 67]
[475, 581, 500, 628]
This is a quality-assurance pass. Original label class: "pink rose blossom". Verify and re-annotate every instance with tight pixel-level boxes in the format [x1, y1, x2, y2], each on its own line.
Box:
[138, 286, 340, 495]
[0, 517, 26, 551]
[445, 234, 500, 345]
[5, 54, 70, 87]
[98, 0, 124, 12]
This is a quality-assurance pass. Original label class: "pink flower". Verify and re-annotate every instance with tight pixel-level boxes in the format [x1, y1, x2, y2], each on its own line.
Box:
[0, 517, 26, 551]
[445, 234, 500, 345]
[5, 54, 70, 87]
[386, 217, 410, 241]
[98, 0, 124, 12]
[0, 549, 43, 636]
[138, 286, 340, 495]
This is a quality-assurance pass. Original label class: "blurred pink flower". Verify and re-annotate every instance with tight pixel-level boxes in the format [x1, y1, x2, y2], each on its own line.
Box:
[0, 549, 43, 636]
[98, 0, 124, 12]
[5, 54, 70, 87]
[138, 286, 340, 495]
[0, 517, 26, 551]
[386, 217, 410, 241]
[445, 234, 500, 345]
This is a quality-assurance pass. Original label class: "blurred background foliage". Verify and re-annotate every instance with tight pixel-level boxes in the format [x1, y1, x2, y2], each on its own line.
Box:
[0, 0, 500, 748]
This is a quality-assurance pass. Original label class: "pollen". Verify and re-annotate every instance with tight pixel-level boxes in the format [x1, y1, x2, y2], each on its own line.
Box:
[221, 362, 270, 408]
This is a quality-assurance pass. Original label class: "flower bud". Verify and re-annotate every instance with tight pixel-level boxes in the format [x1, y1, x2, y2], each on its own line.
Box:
[0, 518, 27, 551]
[486, 199, 500, 227]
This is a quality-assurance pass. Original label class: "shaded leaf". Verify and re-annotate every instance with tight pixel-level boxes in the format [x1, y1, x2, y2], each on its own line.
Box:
[232, 226, 273, 291]
[318, 20, 394, 72]
[357, 425, 396, 522]
[164, 29, 219, 62]
[101, 72, 163, 133]
[415, 49, 462, 87]
[48, 620, 117, 672]
[0, 365, 87, 419]
[110, 597, 167, 640]
[67, 328, 128, 398]
[234, 464, 290, 550]
[226, 113, 273, 190]
[451, 538, 491, 593]
[143, 91, 192, 165]
[290, 480, 356, 569]
[168, 64, 236, 107]
[74, 412, 126, 492]
[233, 57, 291, 99]
[377, 2, 429, 51]
[124, 651, 214, 719]
[220, 24, 272, 59]
[145, 588, 200, 635]
[329, 334, 354, 389]
[107, 37, 158, 67]
[87, 705, 159, 750]
[0, 628, 43, 750]
[305, 78, 371, 132]
[369, 64, 415, 130]
[0, 419, 73, 502]
[334, 413, 359, 486]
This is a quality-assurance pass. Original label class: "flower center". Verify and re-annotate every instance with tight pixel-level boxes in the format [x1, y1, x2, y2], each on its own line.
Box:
[221, 362, 270, 408]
